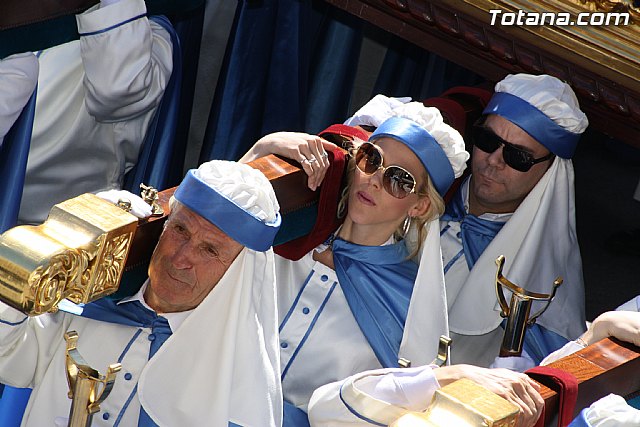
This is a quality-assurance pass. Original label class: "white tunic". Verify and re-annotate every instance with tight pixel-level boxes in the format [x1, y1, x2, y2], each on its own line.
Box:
[18, 0, 173, 225]
[441, 160, 586, 367]
[0, 301, 157, 426]
[0, 53, 38, 144]
[276, 219, 449, 413]
[276, 250, 382, 411]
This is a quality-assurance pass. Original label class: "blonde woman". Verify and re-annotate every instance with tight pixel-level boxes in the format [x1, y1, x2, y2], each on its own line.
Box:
[242, 103, 473, 425]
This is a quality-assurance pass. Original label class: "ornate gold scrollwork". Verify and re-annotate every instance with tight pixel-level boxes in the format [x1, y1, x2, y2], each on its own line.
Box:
[0, 193, 138, 316]
[28, 250, 81, 315]
[574, 0, 640, 22]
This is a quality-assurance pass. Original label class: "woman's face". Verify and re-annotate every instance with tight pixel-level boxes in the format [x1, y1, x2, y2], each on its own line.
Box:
[346, 137, 431, 237]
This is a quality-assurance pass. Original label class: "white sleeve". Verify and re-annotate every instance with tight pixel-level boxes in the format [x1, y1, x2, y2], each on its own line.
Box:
[308, 366, 440, 426]
[616, 296, 639, 312]
[0, 52, 38, 142]
[541, 295, 640, 366]
[540, 341, 585, 366]
[490, 348, 536, 372]
[76, 0, 173, 122]
[0, 302, 66, 388]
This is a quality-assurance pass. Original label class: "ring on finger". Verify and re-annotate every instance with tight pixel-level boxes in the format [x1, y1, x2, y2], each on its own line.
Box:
[321, 151, 328, 159]
[307, 156, 318, 164]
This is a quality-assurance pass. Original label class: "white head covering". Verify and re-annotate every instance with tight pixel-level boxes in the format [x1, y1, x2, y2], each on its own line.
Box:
[345, 94, 469, 180]
[138, 161, 283, 426]
[343, 94, 412, 128]
[494, 74, 588, 134]
[173, 160, 281, 251]
[486, 74, 588, 158]
[391, 102, 469, 180]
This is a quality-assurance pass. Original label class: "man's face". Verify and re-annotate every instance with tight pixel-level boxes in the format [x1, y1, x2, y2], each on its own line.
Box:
[469, 115, 553, 215]
[146, 203, 244, 313]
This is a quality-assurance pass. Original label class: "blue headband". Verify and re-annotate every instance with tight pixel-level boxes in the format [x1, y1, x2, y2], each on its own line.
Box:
[174, 171, 281, 251]
[483, 92, 581, 159]
[369, 117, 455, 197]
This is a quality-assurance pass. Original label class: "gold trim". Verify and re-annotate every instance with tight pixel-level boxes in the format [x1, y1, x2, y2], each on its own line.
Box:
[0, 194, 138, 315]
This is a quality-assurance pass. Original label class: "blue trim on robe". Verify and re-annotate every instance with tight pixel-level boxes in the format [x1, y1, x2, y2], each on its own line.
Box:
[281, 282, 338, 381]
[283, 401, 311, 427]
[115, 384, 141, 427]
[81, 298, 171, 427]
[567, 409, 591, 427]
[0, 316, 27, 326]
[629, 395, 640, 410]
[523, 323, 570, 365]
[339, 384, 386, 426]
[441, 183, 505, 269]
[332, 238, 417, 368]
[279, 269, 315, 332]
[78, 14, 146, 36]
[0, 387, 30, 427]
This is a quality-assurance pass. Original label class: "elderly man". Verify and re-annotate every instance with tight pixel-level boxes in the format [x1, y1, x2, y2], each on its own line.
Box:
[0, 160, 283, 426]
[441, 73, 589, 369]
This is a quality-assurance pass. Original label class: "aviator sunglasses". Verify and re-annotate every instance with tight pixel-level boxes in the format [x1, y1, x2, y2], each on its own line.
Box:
[355, 142, 423, 199]
[472, 122, 554, 172]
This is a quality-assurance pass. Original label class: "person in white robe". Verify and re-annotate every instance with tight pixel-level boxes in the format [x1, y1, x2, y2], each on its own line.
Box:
[308, 296, 640, 427]
[439, 74, 589, 369]
[0, 160, 283, 427]
[18, 0, 173, 225]
[0, 53, 38, 145]
[243, 103, 469, 426]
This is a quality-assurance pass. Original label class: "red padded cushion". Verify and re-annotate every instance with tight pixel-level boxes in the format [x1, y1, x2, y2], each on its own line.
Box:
[274, 144, 347, 260]
[526, 365, 579, 427]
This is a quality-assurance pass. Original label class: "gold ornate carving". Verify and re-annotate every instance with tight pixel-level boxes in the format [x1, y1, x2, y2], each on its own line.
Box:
[0, 194, 138, 316]
[87, 233, 132, 298]
[28, 251, 81, 315]
[575, 0, 640, 21]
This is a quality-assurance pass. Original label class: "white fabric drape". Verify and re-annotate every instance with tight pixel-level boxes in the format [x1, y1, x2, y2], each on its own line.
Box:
[139, 248, 283, 427]
[448, 158, 586, 341]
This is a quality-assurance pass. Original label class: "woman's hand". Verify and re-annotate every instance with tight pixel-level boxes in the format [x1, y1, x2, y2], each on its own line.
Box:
[582, 310, 640, 347]
[240, 131, 337, 190]
[435, 364, 544, 427]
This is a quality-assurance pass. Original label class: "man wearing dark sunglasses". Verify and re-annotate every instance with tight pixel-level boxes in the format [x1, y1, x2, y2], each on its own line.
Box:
[441, 73, 590, 371]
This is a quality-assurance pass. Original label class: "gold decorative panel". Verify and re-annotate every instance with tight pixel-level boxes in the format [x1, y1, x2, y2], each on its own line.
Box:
[0, 194, 138, 315]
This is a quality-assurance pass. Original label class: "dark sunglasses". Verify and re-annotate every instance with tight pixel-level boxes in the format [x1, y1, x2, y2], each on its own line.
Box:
[355, 142, 422, 199]
[472, 124, 554, 172]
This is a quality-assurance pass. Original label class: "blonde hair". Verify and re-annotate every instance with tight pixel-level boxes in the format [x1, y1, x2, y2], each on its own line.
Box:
[336, 139, 446, 259]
